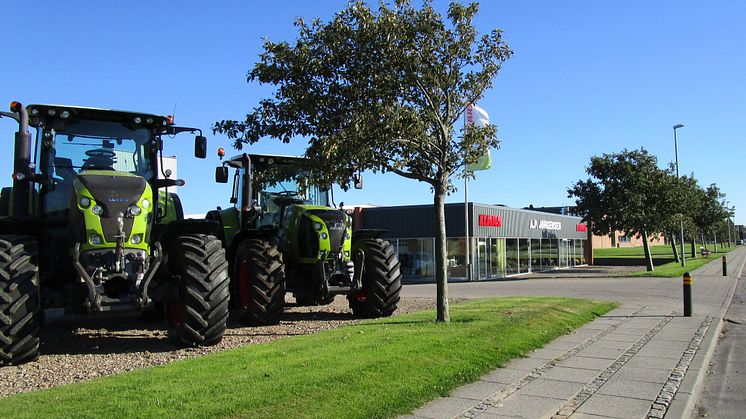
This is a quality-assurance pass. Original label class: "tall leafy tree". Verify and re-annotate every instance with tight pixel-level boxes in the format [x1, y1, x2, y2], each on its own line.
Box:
[214, 0, 512, 322]
[568, 149, 670, 271]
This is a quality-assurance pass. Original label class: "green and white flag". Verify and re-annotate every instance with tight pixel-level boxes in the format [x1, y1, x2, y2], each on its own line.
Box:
[465, 103, 491, 171]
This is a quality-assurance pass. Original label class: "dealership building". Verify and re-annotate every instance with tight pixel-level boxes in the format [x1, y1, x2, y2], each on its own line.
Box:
[357, 202, 590, 281]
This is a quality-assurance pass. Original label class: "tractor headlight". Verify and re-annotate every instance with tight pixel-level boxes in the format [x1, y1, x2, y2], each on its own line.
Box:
[134, 116, 142, 124]
[128, 205, 142, 216]
[320, 232, 328, 240]
[79, 197, 91, 208]
[92, 205, 104, 215]
[131, 234, 143, 244]
[89, 234, 103, 245]
[141, 198, 150, 209]
[60, 110, 71, 119]
[313, 222, 323, 231]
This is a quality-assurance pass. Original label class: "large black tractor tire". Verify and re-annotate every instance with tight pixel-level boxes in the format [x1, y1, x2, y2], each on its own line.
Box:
[166, 234, 230, 347]
[0, 235, 40, 366]
[233, 239, 285, 326]
[349, 238, 402, 318]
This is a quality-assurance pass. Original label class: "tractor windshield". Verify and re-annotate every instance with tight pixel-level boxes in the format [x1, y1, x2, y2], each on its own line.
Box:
[40, 120, 154, 215]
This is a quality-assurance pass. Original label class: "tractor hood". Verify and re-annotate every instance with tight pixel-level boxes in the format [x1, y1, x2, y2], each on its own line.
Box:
[71, 170, 153, 250]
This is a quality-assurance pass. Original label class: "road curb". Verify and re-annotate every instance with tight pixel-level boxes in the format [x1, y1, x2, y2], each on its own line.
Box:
[668, 249, 745, 418]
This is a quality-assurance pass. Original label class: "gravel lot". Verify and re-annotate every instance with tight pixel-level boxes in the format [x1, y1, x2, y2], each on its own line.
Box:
[0, 296, 449, 398]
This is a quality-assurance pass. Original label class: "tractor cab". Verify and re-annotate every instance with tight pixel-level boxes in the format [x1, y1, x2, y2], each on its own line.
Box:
[0, 101, 229, 365]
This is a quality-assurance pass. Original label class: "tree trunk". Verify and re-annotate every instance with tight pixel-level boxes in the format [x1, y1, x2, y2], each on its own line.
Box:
[642, 230, 654, 271]
[433, 182, 450, 323]
[669, 233, 680, 263]
[690, 237, 696, 259]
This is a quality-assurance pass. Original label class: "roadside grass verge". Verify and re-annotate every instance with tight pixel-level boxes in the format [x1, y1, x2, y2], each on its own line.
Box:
[631, 247, 737, 277]
[595, 244, 736, 259]
[0, 297, 616, 419]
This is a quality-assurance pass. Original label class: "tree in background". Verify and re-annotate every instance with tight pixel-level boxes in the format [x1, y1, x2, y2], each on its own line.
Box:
[658, 170, 699, 263]
[694, 184, 733, 249]
[214, 0, 512, 322]
[568, 149, 670, 271]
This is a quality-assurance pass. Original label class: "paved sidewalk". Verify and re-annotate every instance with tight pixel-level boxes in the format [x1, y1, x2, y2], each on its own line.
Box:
[402, 248, 746, 419]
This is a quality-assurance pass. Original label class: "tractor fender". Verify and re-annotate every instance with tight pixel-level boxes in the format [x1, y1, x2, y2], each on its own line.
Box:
[153, 219, 222, 256]
[351, 229, 388, 243]
[226, 228, 276, 270]
[0, 216, 45, 238]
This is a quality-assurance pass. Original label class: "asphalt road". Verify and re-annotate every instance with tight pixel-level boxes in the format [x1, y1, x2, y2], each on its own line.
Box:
[694, 273, 746, 419]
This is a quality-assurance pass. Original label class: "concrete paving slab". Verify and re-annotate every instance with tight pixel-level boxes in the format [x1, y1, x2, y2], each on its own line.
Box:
[480, 368, 529, 384]
[412, 396, 477, 419]
[449, 380, 503, 400]
[529, 347, 568, 360]
[502, 356, 549, 371]
[596, 377, 663, 401]
[557, 355, 614, 371]
[601, 333, 643, 343]
[589, 339, 634, 350]
[576, 394, 651, 418]
[483, 394, 565, 418]
[541, 366, 600, 383]
[624, 355, 677, 371]
[612, 366, 672, 384]
[568, 413, 617, 419]
[634, 346, 684, 360]
[575, 346, 627, 360]
[518, 377, 582, 400]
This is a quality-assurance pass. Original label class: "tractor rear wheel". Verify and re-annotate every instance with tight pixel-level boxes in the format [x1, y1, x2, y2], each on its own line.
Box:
[0, 235, 40, 365]
[349, 238, 401, 318]
[234, 239, 285, 326]
[166, 234, 229, 346]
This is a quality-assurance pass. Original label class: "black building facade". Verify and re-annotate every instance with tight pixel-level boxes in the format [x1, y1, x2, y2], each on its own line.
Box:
[359, 202, 589, 281]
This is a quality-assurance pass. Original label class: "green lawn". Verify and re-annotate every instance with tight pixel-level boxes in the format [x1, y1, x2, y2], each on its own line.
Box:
[0, 297, 616, 419]
[593, 244, 737, 277]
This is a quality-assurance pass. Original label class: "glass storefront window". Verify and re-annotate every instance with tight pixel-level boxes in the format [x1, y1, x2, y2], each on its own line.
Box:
[531, 239, 541, 272]
[580, 239, 587, 265]
[446, 238, 467, 279]
[545, 239, 558, 270]
[519, 239, 530, 273]
[490, 238, 504, 278]
[398, 238, 435, 278]
[505, 238, 518, 275]
[574, 239, 582, 266]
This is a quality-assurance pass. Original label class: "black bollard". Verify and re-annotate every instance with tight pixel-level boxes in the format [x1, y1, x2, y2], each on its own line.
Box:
[683, 272, 693, 317]
[722, 256, 727, 276]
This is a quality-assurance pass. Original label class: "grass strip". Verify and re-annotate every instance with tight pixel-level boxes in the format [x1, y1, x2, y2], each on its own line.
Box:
[630, 247, 737, 277]
[595, 244, 736, 259]
[0, 297, 615, 419]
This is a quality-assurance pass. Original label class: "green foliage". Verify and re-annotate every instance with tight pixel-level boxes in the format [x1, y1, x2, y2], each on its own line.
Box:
[568, 148, 671, 239]
[0, 297, 615, 419]
[214, 0, 511, 190]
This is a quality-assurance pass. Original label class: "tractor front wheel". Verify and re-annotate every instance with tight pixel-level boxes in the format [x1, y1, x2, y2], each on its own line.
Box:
[233, 239, 285, 326]
[348, 238, 402, 318]
[0, 235, 40, 366]
[166, 234, 229, 346]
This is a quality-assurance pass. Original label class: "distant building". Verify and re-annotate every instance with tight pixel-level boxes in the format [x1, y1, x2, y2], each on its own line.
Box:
[526, 204, 665, 250]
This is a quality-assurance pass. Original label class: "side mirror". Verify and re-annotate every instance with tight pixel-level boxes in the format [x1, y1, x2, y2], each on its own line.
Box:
[215, 166, 229, 183]
[195, 135, 207, 159]
[353, 173, 363, 190]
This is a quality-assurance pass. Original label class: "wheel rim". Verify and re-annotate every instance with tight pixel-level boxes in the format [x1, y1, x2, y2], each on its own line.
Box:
[238, 259, 251, 307]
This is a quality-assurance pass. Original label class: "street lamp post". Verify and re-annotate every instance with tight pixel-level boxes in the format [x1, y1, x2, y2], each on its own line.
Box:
[674, 124, 685, 267]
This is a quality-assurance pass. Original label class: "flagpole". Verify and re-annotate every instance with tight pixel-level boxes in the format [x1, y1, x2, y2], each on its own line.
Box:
[464, 106, 472, 282]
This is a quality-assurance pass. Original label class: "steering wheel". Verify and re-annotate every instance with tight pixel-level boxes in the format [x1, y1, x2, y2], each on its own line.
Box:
[85, 149, 116, 158]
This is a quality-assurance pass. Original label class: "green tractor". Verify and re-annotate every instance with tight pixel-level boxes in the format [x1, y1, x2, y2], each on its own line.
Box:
[0, 102, 230, 366]
[208, 153, 401, 325]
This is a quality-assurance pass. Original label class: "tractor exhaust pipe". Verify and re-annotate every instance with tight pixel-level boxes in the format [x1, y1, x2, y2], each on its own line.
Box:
[11, 101, 31, 217]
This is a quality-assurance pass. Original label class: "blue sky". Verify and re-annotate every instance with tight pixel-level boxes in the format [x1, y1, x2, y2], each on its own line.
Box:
[1, 1, 744, 224]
